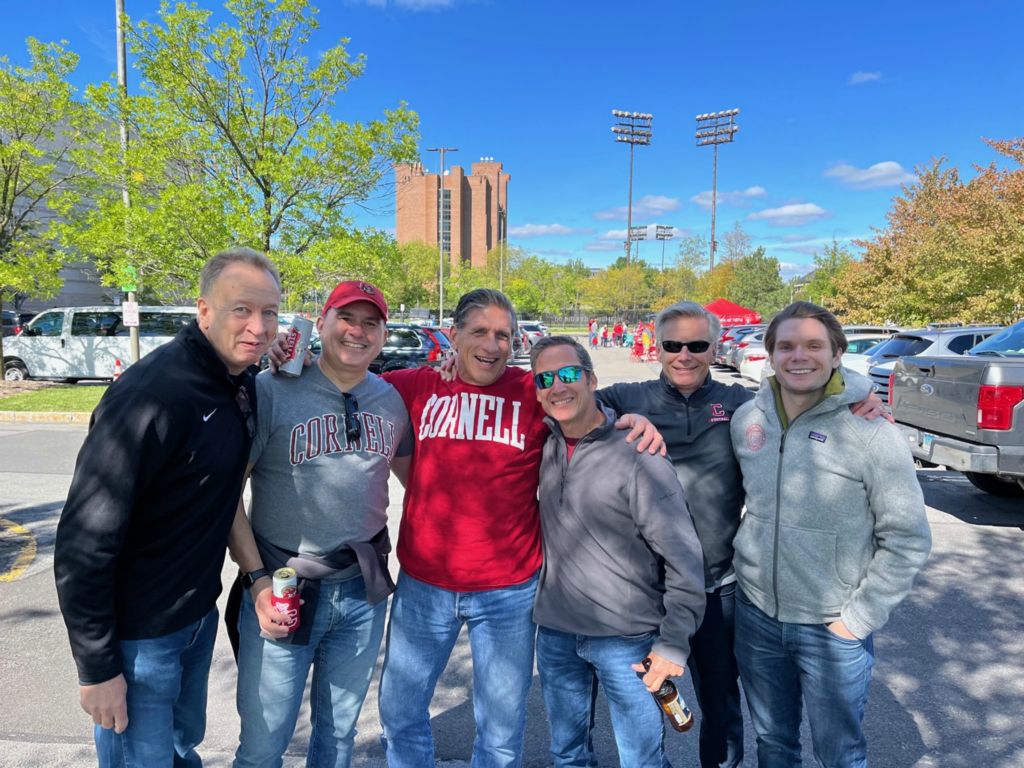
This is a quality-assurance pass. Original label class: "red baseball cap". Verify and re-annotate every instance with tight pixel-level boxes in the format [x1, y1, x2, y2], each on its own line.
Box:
[322, 280, 388, 321]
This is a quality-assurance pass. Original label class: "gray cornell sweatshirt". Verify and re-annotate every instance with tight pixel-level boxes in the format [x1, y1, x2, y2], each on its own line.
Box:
[533, 406, 706, 667]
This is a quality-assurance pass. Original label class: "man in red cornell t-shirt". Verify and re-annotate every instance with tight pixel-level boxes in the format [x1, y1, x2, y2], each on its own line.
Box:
[378, 289, 660, 767]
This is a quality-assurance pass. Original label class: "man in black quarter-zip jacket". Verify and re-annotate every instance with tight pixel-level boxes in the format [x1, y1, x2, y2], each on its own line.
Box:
[54, 247, 281, 768]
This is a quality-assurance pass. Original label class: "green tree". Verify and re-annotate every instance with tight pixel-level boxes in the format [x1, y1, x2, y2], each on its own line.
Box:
[0, 38, 97, 366]
[802, 239, 855, 308]
[582, 263, 656, 315]
[693, 261, 737, 304]
[63, 0, 418, 301]
[731, 246, 787, 317]
[675, 233, 709, 274]
[721, 220, 752, 263]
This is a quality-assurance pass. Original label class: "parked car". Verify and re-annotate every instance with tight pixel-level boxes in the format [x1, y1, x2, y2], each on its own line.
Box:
[368, 323, 452, 374]
[717, 325, 764, 367]
[519, 321, 548, 351]
[3, 305, 196, 381]
[737, 333, 770, 382]
[837, 335, 892, 376]
[891, 319, 1024, 496]
[1, 310, 19, 337]
[867, 325, 1003, 403]
[728, 330, 765, 372]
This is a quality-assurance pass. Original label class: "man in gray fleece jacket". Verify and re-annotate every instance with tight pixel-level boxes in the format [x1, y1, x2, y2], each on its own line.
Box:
[730, 302, 931, 768]
[530, 335, 706, 767]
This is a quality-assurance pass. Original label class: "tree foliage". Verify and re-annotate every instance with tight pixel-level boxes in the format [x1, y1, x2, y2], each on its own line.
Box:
[62, 0, 419, 301]
[729, 246, 787, 317]
[801, 239, 854, 308]
[833, 139, 1024, 324]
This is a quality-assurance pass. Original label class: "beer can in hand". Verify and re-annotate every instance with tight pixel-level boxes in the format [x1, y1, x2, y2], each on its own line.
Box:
[279, 317, 314, 377]
[271, 567, 300, 632]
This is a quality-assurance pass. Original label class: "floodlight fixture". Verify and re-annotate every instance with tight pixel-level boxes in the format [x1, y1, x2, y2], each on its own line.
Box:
[611, 109, 654, 264]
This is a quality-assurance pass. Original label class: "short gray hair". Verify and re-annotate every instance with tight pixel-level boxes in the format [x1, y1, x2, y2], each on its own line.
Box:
[529, 335, 594, 376]
[452, 288, 518, 335]
[655, 300, 721, 343]
[200, 247, 281, 297]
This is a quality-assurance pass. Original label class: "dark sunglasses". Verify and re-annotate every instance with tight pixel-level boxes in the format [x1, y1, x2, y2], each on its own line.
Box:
[661, 339, 712, 354]
[342, 392, 361, 447]
[235, 385, 255, 439]
[534, 365, 586, 390]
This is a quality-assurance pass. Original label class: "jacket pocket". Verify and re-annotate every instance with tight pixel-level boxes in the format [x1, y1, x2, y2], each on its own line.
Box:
[777, 524, 849, 616]
[732, 513, 773, 606]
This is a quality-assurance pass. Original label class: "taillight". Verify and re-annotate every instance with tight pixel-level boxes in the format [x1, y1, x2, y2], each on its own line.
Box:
[747, 354, 767, 362]
[888, 372, 895, 394]
[977, 385, 1024, 430]
[737, 341, 749, 348]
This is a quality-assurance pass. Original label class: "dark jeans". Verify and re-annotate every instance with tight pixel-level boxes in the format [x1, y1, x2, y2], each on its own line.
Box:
[687, 583, 744, 768]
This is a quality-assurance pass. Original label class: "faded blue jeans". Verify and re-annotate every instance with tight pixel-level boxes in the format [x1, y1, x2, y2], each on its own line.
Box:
[535, 627, 670, 768]
[735, 588, 875, 768]
[234, 574, 386, 768]
[94, 607, 218, 768]
[378, 571, 538, 768]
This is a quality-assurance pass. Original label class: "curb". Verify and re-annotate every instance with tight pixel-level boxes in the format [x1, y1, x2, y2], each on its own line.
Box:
[0, 411, 91, 424]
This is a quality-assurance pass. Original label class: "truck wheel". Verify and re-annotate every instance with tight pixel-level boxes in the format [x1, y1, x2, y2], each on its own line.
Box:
[3, 361, 28, 381]
[963, 472, 1024, 498]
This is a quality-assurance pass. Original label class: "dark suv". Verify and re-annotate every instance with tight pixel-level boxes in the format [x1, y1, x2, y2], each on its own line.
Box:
[369, 324, 453, 374]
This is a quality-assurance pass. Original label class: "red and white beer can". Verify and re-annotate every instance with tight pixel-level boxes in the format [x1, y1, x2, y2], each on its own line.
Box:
[271, 567, 300, 632]
[279, 317, 314, 377]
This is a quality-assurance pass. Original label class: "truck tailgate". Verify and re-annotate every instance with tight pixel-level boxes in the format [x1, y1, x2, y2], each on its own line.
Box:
[892, 356, 990, 439]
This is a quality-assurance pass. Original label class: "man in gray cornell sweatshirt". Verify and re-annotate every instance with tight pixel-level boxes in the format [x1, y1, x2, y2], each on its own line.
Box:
[530, 335, 706, 768]
[730, 302, 931, 768]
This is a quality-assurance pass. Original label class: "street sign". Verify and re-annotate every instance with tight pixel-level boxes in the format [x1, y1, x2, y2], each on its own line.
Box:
[122, 301, 139, 327]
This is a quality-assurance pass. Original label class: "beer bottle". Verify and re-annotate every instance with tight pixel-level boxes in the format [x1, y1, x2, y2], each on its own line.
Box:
[640, 657, 694, 732]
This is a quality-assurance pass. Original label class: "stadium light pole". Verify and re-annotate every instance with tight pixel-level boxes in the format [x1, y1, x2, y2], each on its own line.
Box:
[629, 225, 648, 262]
[655, 225, 673, 271]
[611, 110, 653, 265]
[695, 108, 740, 271]
[427, 146, 457, 324]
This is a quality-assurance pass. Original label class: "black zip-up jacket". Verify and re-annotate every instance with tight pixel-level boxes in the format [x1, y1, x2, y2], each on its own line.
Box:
[599, 373, 753, 590]
[54, 321, 255, 685]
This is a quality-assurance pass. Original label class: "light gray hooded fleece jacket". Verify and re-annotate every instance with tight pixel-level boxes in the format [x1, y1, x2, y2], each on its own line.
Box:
[730, 368, 931, 639]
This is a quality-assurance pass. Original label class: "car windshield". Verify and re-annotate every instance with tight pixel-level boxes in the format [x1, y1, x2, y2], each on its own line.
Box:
[871, 335, 933, 358]
[968, 321, 1024, 357]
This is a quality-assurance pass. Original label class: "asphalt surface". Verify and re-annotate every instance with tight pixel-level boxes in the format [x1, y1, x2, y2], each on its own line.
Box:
[1, 349, 1023, 767]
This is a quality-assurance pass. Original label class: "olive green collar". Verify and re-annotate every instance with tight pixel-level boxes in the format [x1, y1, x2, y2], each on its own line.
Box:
[768, 368, 845, 429]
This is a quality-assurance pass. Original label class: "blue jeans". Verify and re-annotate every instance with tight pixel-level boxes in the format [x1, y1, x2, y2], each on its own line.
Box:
[535, 627, 668, 768]
[234, 575, 386, 768]
[378, 571, 538, 768]
[734, 589, 875, 768]
[687, 583, 744, 768]
[94, 607, 218, 768]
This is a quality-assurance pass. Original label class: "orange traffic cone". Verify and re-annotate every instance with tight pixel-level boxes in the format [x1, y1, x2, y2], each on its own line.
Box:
[113, 359, 123, 381]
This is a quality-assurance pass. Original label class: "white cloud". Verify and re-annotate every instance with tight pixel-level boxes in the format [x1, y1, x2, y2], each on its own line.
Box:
[848, 71, 882, 86]
[748, 203, 828, 226]
[593, 194, 680, 221]
[585, 241, 624, 252]
[823, 161, 916, 190]
[689, 186, 767, 210]
[780, 261, 810, 280]
[508, 223, 578, 237]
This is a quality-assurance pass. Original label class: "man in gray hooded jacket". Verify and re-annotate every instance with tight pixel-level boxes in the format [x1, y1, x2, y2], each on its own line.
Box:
[730, 301, 931, 768]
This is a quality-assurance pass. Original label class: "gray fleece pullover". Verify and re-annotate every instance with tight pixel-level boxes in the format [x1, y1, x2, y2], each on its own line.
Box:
[533, 405, 706, 667]
[730, 369, 931, 638]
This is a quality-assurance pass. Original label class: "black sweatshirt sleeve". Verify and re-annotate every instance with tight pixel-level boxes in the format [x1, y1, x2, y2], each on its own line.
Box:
[54, 387, 176, 684]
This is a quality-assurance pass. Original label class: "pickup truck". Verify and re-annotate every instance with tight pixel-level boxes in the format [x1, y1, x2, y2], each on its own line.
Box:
[891, 320, 1024, 497]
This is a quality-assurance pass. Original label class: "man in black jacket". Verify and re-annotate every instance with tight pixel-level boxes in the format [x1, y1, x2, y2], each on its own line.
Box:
[54, 247, 281, 767]
[599, 301, 749, 768]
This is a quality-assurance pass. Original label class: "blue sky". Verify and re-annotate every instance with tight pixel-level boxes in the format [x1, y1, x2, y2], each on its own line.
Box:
[4, 0, 1023, 278]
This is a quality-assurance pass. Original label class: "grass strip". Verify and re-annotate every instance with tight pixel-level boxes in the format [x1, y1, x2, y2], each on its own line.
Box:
[0, 386, 107, 412]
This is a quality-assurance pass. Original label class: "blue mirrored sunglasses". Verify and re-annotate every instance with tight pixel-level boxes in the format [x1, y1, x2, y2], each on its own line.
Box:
[534, 365, 586, 389]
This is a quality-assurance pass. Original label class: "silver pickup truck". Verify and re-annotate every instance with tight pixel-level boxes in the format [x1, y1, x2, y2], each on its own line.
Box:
[891, 320, 1024, 497]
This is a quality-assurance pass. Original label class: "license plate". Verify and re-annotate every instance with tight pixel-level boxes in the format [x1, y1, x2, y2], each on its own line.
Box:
[921, 432, 935, 451]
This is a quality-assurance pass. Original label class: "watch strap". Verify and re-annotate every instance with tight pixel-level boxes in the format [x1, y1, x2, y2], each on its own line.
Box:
[241, 568, 270, 590]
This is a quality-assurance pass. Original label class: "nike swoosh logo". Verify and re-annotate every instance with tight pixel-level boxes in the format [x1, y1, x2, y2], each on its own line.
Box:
[203, 409, 217, 422]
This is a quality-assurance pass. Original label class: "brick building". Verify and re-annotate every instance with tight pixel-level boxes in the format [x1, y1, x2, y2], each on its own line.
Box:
[394, 157, 510, 269]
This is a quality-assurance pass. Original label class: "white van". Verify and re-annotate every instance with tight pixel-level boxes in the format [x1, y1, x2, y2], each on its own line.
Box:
[2, 305, 196, 382]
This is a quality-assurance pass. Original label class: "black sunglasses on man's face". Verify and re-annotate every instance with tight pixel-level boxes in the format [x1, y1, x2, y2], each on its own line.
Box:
[661, 339, 711, 354]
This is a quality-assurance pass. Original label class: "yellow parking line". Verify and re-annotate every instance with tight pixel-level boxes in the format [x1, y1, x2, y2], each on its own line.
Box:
[0, 518, 37, 582]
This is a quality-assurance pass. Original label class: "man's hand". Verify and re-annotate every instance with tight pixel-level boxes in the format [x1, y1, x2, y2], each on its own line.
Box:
[267, 330, 314, 374]
[80, 674, 129, 733]
[438, 354, 458, 382]
[850, 391, 893, 423]
[631, 652, 684, 692]
[825, 619, 859, 641]
[615, 413, 667, 455]
[252, 579, 292, 640]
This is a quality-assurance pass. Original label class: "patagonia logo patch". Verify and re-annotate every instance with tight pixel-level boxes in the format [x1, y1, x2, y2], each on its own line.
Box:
[808, 431, 827, 443]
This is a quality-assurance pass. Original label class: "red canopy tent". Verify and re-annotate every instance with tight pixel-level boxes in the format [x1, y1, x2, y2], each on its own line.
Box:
[704, 299, 762, 327]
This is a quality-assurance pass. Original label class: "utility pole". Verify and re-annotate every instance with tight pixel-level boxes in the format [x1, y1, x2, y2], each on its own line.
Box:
[611, 111, 653, 265]
[427, 146, 457, 325]
[115, 0, 140, 363]
[695, 109, 740, 272]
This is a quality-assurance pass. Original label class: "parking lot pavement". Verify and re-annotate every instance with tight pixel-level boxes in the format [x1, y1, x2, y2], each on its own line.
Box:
[2, 352, 1023, 766]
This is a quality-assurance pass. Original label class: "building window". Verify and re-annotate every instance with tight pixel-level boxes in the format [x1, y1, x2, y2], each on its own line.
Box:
[441, 189, 451, 254]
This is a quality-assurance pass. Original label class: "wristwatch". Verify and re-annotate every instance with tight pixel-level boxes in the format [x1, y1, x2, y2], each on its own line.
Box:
[241, 568, 270, 590]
